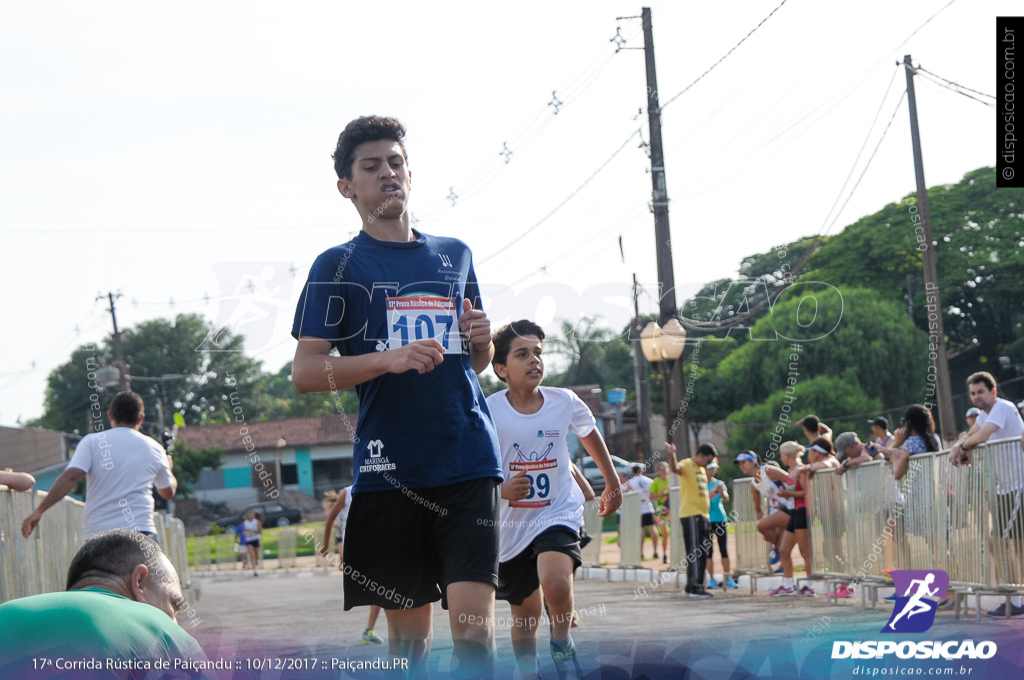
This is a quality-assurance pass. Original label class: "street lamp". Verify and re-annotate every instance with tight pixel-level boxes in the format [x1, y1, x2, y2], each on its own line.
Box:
[640, 319, 688, 459]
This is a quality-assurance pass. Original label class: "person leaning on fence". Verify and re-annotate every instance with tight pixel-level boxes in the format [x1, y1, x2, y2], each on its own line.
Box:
[804, 438, 851, 597]
[21, 391, 177, 542]
[0, 468, 35, 492]
[948, 371, 1024, 619]
[0, 529, 206, 676]
[734, 451, 791, 570]
[667, 442, 717, 598]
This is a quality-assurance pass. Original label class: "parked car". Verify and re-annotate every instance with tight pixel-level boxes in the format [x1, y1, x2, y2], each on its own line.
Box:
[214, 501, 303, 528]
[580, 454, 643, 491]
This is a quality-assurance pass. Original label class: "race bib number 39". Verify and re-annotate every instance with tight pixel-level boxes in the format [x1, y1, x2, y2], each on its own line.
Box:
[386, 295, 463, 354]
[509, 458, 559, 508]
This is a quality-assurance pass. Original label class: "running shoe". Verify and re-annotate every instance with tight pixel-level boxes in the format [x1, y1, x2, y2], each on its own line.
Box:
[771, 586, 796, 597]
[798, 585, 815, 597]
[936, 598, 954, 610]
[884, 593, 899, 602]
[835, 585, 855, 598]
[986, 602, 1024, 619]
[706, 578, 719, 589]
[769, 547, 780, 565]
[688, 590, 713, 599]
[725, 577, 739, 589]
[662, 554, 668, 564]
[550, 637, 584, 679]
[362, 628, 384, 645]
[653, 552, 659, 559]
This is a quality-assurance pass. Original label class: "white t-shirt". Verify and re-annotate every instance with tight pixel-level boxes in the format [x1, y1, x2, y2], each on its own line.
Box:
[976, 398, 1024, 492]
[487, 386, 595, 563]
[753, 464, 792, 511]
[67, 427, 174, 538]
[627, 475, 655, 515]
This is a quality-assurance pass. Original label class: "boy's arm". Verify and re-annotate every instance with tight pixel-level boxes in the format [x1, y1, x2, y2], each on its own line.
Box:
[292, 336, 445, 393]
[666, 442, 684, 476]
[570, 462, 595, 501]
[579, 430, 622, 516]
[322, 491, 346, 556]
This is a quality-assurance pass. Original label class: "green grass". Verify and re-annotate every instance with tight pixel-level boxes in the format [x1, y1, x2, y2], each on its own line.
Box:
[188, 522, 324, 566]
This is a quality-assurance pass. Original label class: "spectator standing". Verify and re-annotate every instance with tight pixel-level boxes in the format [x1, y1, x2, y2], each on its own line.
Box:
[869, 417, 895, 447]
[705, 459, 737, 589]
[627, 464, 661, 560]
[949, 372, 1024, 619]
[797, 415, 833, 444]
[649, 462, 671, 564]
[21, 391, 176, 541]
[667, 442, 716, 598]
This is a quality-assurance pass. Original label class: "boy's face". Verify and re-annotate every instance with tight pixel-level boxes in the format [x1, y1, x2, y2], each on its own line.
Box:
[496, 334, 543, 388]
[337, 139, 410, 221]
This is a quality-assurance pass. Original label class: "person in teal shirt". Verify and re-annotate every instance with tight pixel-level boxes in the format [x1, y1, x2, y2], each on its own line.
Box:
[706, 459, 738, 589]
[0, 529, 207, 677]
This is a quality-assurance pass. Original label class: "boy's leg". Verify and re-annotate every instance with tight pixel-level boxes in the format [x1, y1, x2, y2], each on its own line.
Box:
[537, 551, 575, 642]
[508, 589, 544, 680]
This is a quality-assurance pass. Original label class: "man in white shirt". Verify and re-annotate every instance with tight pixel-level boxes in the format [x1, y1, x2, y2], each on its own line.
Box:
[949, 371, 1024, 619]
[22, 391, 176, 541]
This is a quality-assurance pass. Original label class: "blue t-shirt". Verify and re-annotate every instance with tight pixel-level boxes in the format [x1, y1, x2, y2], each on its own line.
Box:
[292, 230, 502, 493]
[708, 479, 728, 523]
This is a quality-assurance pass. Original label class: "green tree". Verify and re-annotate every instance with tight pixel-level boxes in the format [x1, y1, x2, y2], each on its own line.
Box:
[545, 317, 635, 394]
[170, 441, 224, 498]
[710, 287, 930, 416]
[34, 314, 266, 435]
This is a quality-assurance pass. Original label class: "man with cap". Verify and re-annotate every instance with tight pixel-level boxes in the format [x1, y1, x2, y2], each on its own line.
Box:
[869, 418, 894, 447]
[834, 432, 884, 475]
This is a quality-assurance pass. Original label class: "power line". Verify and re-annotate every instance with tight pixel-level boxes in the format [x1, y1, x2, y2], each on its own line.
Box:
[660, 0, 790, 111]
[915, 69, 996, 109]
[915, 65, 995, 100]
[477, 129, 642, 265]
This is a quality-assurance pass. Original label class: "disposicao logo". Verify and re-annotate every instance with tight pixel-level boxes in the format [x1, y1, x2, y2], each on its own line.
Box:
[882, 569, 949, 634]
[830, 570, 998, 661]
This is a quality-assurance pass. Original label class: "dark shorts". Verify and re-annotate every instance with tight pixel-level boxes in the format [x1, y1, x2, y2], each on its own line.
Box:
[343, 476, 500, 611]
[497, 526, 582, 606]
[641, 512, 655, 528]
[708, 521, 729, 558]
[246, 539, 261, 549]
[786, 507, 808, 533]
[994, 491, 1024, 539]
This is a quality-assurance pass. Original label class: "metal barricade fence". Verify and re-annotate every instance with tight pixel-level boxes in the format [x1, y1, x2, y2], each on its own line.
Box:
[214, 532, 236, 569]
[732, 478, 772, 575]
[839, 461, 894, 583]
[984, 438, 1024, 590]
[618, 490, 641, 567]
[0, 487, 191, 604]
[807, 467, 852, 579]
[278, 528, 298, 568]
[580, 498, 602, 567]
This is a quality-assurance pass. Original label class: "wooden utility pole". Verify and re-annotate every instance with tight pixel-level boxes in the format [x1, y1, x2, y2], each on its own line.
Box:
[904, 54, 956, 443]
[104, 292, 130, 392]
[633, 274, 653, 462]
[642, 7, 677, 326]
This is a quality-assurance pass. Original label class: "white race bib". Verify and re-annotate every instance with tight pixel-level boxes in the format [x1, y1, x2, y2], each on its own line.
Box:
[386, 295, 463, 354]
[509, 458, 560, 508]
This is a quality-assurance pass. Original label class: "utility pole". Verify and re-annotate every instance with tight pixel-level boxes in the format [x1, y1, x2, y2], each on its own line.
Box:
[633, 274, 653, 462]
[101, 292, 130, 392]
[904, 55, 956, 444]
[642, 7, 677, 326]
[640, 7, 688, 458]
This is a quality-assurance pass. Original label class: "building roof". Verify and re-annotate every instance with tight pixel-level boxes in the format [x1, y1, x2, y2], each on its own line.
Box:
[0, 426, 76, 473]
[176, 415, 356, 454]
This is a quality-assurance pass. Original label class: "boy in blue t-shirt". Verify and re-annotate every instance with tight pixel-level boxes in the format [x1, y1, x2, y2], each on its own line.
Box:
[291, 116, 502, 679]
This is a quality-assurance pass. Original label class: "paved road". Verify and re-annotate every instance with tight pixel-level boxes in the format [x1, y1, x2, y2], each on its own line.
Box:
[188, 570, 1023, 679]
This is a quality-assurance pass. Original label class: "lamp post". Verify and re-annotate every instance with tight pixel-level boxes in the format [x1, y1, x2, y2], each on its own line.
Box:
[640, 319, 689, 460]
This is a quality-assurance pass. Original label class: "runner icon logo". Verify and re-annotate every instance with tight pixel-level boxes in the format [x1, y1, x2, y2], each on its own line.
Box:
[882, 569, 949, 634]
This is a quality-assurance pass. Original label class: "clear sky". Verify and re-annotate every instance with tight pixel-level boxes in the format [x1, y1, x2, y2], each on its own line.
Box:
[0, 0, 1010, 426]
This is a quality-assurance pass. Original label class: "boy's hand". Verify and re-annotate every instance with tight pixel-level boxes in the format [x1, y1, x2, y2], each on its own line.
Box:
[459, 299, 491, 351]
[386, 338, 445, 375]
[598, 484, 622, 516]
[501, 470, 531, 501]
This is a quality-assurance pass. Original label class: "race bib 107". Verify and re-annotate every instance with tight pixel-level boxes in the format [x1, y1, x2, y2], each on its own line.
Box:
[386, 295, 464, 354]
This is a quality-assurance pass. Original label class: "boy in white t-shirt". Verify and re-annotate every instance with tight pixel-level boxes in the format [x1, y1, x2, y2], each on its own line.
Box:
[488, 320, 621, 680]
